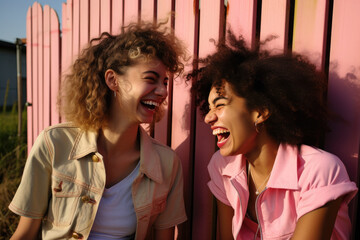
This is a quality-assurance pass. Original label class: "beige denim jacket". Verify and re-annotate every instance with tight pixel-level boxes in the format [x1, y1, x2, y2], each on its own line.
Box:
[9, 123, 187, 239]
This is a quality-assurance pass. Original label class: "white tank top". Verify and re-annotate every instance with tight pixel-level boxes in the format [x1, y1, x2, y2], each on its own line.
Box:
[88, 162, 140, 240]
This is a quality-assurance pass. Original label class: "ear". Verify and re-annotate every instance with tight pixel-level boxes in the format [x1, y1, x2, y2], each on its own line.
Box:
[252, 108, 270, 124]
[104, 69, 119, 92]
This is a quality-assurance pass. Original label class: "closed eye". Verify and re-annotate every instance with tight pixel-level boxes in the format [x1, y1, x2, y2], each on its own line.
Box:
[215, 104, 225, 108]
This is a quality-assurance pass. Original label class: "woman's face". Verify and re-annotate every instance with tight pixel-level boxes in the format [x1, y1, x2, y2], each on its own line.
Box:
[205, 82, 258, 156]
[116, 57, 168, 125]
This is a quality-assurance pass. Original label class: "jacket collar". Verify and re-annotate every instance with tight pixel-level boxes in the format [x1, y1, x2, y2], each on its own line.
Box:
[266, 143, 299, 190]
[68, 129, 98, 160]
[68, 126, 163, 183]
[138, 127, 163, 183]
[222, 153, 247, 177]
[220, 143, 299, 191]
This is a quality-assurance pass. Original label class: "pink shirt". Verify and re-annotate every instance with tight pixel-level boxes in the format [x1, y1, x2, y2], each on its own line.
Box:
[208, 144, 357, 240]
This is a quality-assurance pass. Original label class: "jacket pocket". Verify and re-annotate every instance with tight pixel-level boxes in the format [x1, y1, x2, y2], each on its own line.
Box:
[46, 175, 81, 226]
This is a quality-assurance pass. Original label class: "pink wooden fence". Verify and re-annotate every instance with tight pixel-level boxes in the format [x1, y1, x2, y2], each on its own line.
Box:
[26, 0, 360, 239]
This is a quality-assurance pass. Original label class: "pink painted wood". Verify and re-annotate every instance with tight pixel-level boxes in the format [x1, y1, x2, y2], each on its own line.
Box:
[292, 0, 328, 69]
[32, 2, 39, 139]
[50, 9, 60, 125]
[325, 0, 360, 233]
[124, 0, 139, 25]
[111, 0, 123, 35]
[80, 0, 90, 51]
[193, 1, 224, 239]
[43, 5, 51, 129]
[140, 0, 155, 22]
[26, 0, 360, 238]
[100, 0, 111, 33]
[62, 0, 73, 75]
[37, 3, 44, 133]
[226, 0, 257, 48]
[90, 0, 100, 39]
[26, 7, 33, 153]
[154, 0, 172, 145]
[260, 0, 290, 53]
[73, 0, 80, 57]
[173, 0, 197, 238]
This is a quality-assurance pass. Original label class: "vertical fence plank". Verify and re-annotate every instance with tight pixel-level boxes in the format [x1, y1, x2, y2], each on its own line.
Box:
[73, 0, 80, 56]
[37, 3, 44, 133]
[292, 0, 328, 69]
[227, 0, 257, 48]
[101, 0, 111, 33]
[80, 0, 89, 50]
[325, 1, 360, 235]
[260, 0, 290, 53]
[43, 5, 51, 129]
[90, 0, 100, 39]
[141, 0, 155, 22]
[32, 2, 39, 139]
[26, 7, 33, 153]
[193, 1, 224, 238]
[111, 0, 123, 35]
[50, 8, 60, 125]
[62, 0, 73, 76]
[153, 0, 172, 145]
[173, 0, 197, 238]
[124, 0, 139, 25]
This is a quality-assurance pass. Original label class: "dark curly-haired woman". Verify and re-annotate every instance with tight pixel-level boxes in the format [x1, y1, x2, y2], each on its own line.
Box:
[10, 21, 187, 240]
[189, 33, 357, 240]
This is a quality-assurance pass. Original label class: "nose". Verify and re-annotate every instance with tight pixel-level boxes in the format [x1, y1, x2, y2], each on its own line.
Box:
[204, 109, 217, 125]
[155, 82, 168, 98]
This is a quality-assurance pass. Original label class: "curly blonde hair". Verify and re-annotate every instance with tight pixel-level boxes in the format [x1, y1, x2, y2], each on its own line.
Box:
[59, 21, 187, 131]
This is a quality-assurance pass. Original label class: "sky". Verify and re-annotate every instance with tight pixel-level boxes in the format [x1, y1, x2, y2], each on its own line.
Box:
[0, 0, 64, 43]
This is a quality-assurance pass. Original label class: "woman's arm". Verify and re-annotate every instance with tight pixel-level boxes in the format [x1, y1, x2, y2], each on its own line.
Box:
[217, 199, 234, 240]
[154, 227, 175, 240]
[10, 216, 42, 240]
[291, 197, 343, 240]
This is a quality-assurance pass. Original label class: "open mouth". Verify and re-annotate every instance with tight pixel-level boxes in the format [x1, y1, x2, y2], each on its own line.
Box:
[141, 100, 160, 111]
[213, 128, 230, 143]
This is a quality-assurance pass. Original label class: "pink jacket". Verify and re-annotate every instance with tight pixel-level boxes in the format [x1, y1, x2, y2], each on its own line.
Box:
[208, 144, 357, 240]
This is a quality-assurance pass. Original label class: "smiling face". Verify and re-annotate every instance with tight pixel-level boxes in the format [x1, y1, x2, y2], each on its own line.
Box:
[113, 58, 169, 125]
[205, 82, 259, 156]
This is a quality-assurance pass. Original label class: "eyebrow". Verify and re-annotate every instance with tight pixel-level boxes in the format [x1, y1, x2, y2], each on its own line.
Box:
[143, 71, 168, 80]
[212, 96, 228, 105]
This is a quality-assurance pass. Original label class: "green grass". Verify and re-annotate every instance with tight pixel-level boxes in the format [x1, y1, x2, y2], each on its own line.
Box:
[0, 107, 27, 239]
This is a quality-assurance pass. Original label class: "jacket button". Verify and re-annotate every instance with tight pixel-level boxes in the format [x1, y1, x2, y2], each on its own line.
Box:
[81, 195, 96, 204]
[72, 232, 83, 239]
[92, 154, 100, 162]
[81, 195, 90, 202]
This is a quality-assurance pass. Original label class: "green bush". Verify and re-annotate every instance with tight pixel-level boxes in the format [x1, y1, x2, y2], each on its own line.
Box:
[0, 107, 27, 239]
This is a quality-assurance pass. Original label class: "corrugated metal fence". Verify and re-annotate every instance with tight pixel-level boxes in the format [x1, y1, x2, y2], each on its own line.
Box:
[26, 0, 360, 239]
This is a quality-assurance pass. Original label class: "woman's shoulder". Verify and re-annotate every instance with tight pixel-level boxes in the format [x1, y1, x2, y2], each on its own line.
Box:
[299, 145, 344, 170]
[298, 145, 351, 185]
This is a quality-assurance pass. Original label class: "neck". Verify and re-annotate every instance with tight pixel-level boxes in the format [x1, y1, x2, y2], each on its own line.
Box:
[98, 124, 139, 156]
[245, 131, 279, 177]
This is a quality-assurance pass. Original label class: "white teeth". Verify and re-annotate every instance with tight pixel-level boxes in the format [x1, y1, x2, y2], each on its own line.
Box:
[142, 100, 160, 107]
[212, 128, 230, 136]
